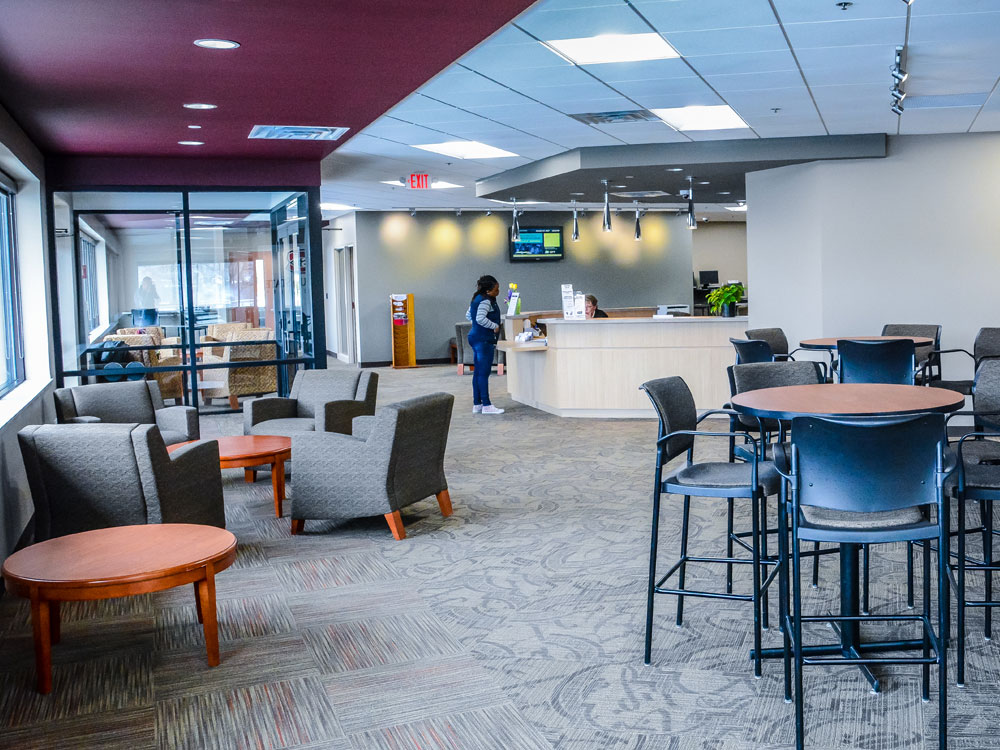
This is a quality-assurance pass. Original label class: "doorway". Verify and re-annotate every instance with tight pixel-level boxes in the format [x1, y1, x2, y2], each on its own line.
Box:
[335, 245, 357, 364]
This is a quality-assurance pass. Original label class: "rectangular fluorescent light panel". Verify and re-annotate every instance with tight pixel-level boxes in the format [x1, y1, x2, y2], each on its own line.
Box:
[651, 105, 749, 131]
[379, 180, 463, 189]
[412, 141, 518, 159]
[545, 33, 679, 65]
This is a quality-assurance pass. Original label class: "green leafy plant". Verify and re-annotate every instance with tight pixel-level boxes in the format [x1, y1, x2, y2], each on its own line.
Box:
[706, 282, 745, 315]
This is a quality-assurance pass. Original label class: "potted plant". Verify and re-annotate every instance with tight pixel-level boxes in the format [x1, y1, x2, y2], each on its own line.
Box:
[706, 282, 745, 317]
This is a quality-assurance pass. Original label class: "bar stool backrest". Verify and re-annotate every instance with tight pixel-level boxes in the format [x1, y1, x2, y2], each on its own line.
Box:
[729, 361, 825, 431]
[973, 359, 1000, 425]
[838, 339, 915, 385]
[974, 328, 1000, 364]
[791, 414, 943, 515]
[745, 327, 789, 357]
[640, 376, 696, 463]
[881, 323, 940, 367]
[730, 337, 775, 365]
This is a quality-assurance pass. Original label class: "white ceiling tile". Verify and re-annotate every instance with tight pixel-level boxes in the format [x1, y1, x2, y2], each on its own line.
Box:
[665, 25, 788, 56]
[361, 119, 452, 143]
[631, 0, 778, 32]
[685, 49, 797, 77]
[796, 45, 895, 87]
[684, 128, 758, 141]
[611, 76, 717, 102]
[908, 10, 1000, 47]
[969, 109, 1000, 132]
[466, 103, 572, 129]
[912, 1, 1000, 15]
[520, 84, 634, 110]
[899, 106, 978, 134]
[470, 63, 595, 91]
[593, 121, 690, 143]
[784, 17, 906, 49]
[705, 70, 806, 93]
[516, 3, 652, 39]
[770, 0, 903, 24]
[906, 57, 1000, 98]
[751, 119, 827, 138]
[628, 86, 724, 110]
[460, 37, 570, 72]
[721, 88, 816, 120]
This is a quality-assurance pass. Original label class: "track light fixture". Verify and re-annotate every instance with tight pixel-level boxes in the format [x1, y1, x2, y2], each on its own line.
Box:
[486, 209, 492, 216]
[601, 179, 612, 232]
[633, 200, 642, 241]
[571, 199, 580, 242]
[510, 197, 520, 242]
[455, 208, 462, 216]
[890, 88, 906, 103]
[409, 208, 416, 217]
[686, 177, 697, 230]
[891, 102, 905, 116]
[891, 45, 907, 116]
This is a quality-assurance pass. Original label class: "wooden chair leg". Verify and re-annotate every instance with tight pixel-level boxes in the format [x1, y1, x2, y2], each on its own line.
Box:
[290, 519, 304, 535]
[436, 489, 453, 517]
[228, 394, 239, 409]
[384, 511, 406, 540]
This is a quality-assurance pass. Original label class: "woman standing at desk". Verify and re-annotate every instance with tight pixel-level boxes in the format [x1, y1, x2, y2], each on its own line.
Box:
[466, 274, 504, 414]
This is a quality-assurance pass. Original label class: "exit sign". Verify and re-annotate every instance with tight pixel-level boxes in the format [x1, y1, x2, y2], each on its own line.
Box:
[408, 173, 430, 189]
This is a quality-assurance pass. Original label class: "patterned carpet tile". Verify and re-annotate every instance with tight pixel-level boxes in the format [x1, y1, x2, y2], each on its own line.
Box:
[273, 553, 401, 592]
[260, 533, 378, 564]
[286, 581, 426, 629]
[0, 706, 156, 750]
[156, 675, 343, 750]
[324, 653, 508, 734]
[153, 632, 319, 701]
[347, 702, 553, 750]
[304, 611, 464, 674]
[0, 650, 153, 730]
[154, 593, 296, 651]
[152, 564, 281, 607]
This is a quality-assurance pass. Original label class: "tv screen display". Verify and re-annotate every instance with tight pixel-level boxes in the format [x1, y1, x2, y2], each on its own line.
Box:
[510, 227, 563, 262]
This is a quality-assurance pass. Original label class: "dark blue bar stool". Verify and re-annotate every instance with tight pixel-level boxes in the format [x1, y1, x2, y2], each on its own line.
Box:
[729, 337, 775, 365]
[838, 338, 916, 384]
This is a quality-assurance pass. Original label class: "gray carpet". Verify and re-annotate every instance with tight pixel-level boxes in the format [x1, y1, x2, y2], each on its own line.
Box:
[1, 363, 999, 748]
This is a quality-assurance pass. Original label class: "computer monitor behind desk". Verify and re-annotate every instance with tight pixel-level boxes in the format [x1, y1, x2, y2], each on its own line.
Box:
[698, 270, 719, 287]
[131, 308, 158, 326]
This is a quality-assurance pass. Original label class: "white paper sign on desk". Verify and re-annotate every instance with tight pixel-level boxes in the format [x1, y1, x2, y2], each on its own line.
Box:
[561, 283, 575, 319]
[506, 292, 520, 317]
[573, 292, 586, 319]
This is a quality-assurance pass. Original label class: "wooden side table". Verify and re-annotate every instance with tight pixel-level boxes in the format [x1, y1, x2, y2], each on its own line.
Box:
[168, 435, 292, 517]
[2, 524, 237, 694]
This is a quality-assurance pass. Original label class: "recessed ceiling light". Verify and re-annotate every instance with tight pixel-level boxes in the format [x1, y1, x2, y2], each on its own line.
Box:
[412, 141, 518, 159]
[651, 105, 749, 131]
[570, 192, 585, 196]
[178, 140, 204, 146]
[718, 191, 731, 195]
[725, 205, 748, 212]
[486, 198, 543, 205]
[698, 181, 711, 185]
[194, 39, 240, 50]
[544, 32, 679, 65]
[379, 180, 463, 189]
[320, 202, 354, 211]
[667, 167, 684, 172]
[187, 125, 202, 129]
[612, 184, 627, 188]
[183, 103, 217, 110]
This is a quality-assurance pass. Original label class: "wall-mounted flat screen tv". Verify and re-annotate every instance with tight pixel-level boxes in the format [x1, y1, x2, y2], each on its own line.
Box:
[510, 227, 563, 262]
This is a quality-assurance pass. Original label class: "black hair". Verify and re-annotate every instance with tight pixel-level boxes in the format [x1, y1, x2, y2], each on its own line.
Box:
[471, 274, 499, 306]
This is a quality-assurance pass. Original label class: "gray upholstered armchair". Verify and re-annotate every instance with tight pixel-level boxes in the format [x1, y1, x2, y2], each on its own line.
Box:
[18, 423, 225, 542]
[53, 380, 199, 445]
[290, 392, 454, 540]
[244, 368, 378, 436]
[454, 321, 505, 376]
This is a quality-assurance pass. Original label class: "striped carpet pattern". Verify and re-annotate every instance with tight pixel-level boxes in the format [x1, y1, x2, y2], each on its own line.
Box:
[2, 361, 1000, 748]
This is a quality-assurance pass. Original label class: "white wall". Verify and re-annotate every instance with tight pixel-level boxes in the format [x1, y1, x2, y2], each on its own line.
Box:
[692, 222, 747, 286]
[748, 132, 1000, 383]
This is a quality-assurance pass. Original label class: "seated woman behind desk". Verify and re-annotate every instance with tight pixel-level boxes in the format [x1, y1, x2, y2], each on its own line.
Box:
[585, 294, 608, 319]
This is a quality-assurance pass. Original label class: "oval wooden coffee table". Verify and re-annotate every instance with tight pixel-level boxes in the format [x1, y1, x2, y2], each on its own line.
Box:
[730, 382, 964, 421]
[169, 435, 292, 517]
[799, 336, 934, 351]
[2, 524, 236, 694]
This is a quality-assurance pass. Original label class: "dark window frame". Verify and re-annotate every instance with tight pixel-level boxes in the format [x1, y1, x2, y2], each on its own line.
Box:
[0, 169, 25, 398]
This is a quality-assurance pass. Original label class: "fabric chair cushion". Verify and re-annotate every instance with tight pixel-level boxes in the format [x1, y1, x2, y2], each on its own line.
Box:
[959, 439, 1000, 465]
[929, 379, 973, 395]
[961, 463, 1000, 490]
[352, 415, 375, 439]
[158, 430, 189, 446]
[800, 505, 925, 529]
[249, 417, 314, 436]
[671, 461, 780, 496]
[71, 380, 156, 424]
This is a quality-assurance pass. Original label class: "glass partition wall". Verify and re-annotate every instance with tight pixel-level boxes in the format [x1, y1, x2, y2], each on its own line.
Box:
[52, 189, 323, 413]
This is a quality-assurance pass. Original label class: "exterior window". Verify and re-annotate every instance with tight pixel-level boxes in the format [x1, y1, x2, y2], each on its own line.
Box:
[79, 233, 101, 336]
[0, 170, 24, 396]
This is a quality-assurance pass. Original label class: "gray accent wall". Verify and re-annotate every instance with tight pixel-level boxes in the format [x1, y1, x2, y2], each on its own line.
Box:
[351, 210, 694, 363]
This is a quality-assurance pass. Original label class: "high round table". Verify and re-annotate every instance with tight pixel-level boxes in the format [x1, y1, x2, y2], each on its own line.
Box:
[169, 435, 291, 517]
[2, 524, 237, 693]
[799, 335, 934, 351]
[730, 383, 964, 691]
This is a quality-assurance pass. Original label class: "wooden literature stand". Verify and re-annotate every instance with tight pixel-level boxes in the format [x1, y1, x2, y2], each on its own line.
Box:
[390, 293, 417, 368]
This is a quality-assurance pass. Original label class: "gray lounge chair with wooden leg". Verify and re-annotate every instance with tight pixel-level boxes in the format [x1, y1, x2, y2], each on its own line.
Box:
[289, 392, 454, 539]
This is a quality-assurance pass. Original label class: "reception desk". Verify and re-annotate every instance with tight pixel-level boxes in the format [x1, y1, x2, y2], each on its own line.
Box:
[499, 311, 747, 417]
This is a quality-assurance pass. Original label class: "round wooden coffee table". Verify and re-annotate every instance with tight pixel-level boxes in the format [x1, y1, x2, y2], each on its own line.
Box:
[169, 435, 291, 517]
[730, 382, 964, 421]
[799, 336, 934, 351]
[2, 524, 236, 694]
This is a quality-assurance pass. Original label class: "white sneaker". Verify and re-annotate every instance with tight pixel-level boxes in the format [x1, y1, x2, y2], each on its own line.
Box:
[472, 405, 483, 413]
[481, 405, 505, 414]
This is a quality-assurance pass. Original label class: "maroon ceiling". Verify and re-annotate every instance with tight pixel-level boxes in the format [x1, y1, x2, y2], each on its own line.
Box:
[0, 0, 535, 160]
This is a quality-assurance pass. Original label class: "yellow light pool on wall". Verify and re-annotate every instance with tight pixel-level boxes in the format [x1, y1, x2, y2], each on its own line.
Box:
[380, 213, 414, 247]
[468, 214, 506, 258]
[427, 217, 462, 260]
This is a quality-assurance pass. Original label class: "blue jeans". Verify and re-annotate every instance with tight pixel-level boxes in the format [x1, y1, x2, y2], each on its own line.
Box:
[470, 338, 495, 406]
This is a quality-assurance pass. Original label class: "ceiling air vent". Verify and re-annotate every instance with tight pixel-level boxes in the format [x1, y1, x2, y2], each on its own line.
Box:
[612, 190, 672, 199]
[248, 125, 349, 141]
[570, 109, 660, 125]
